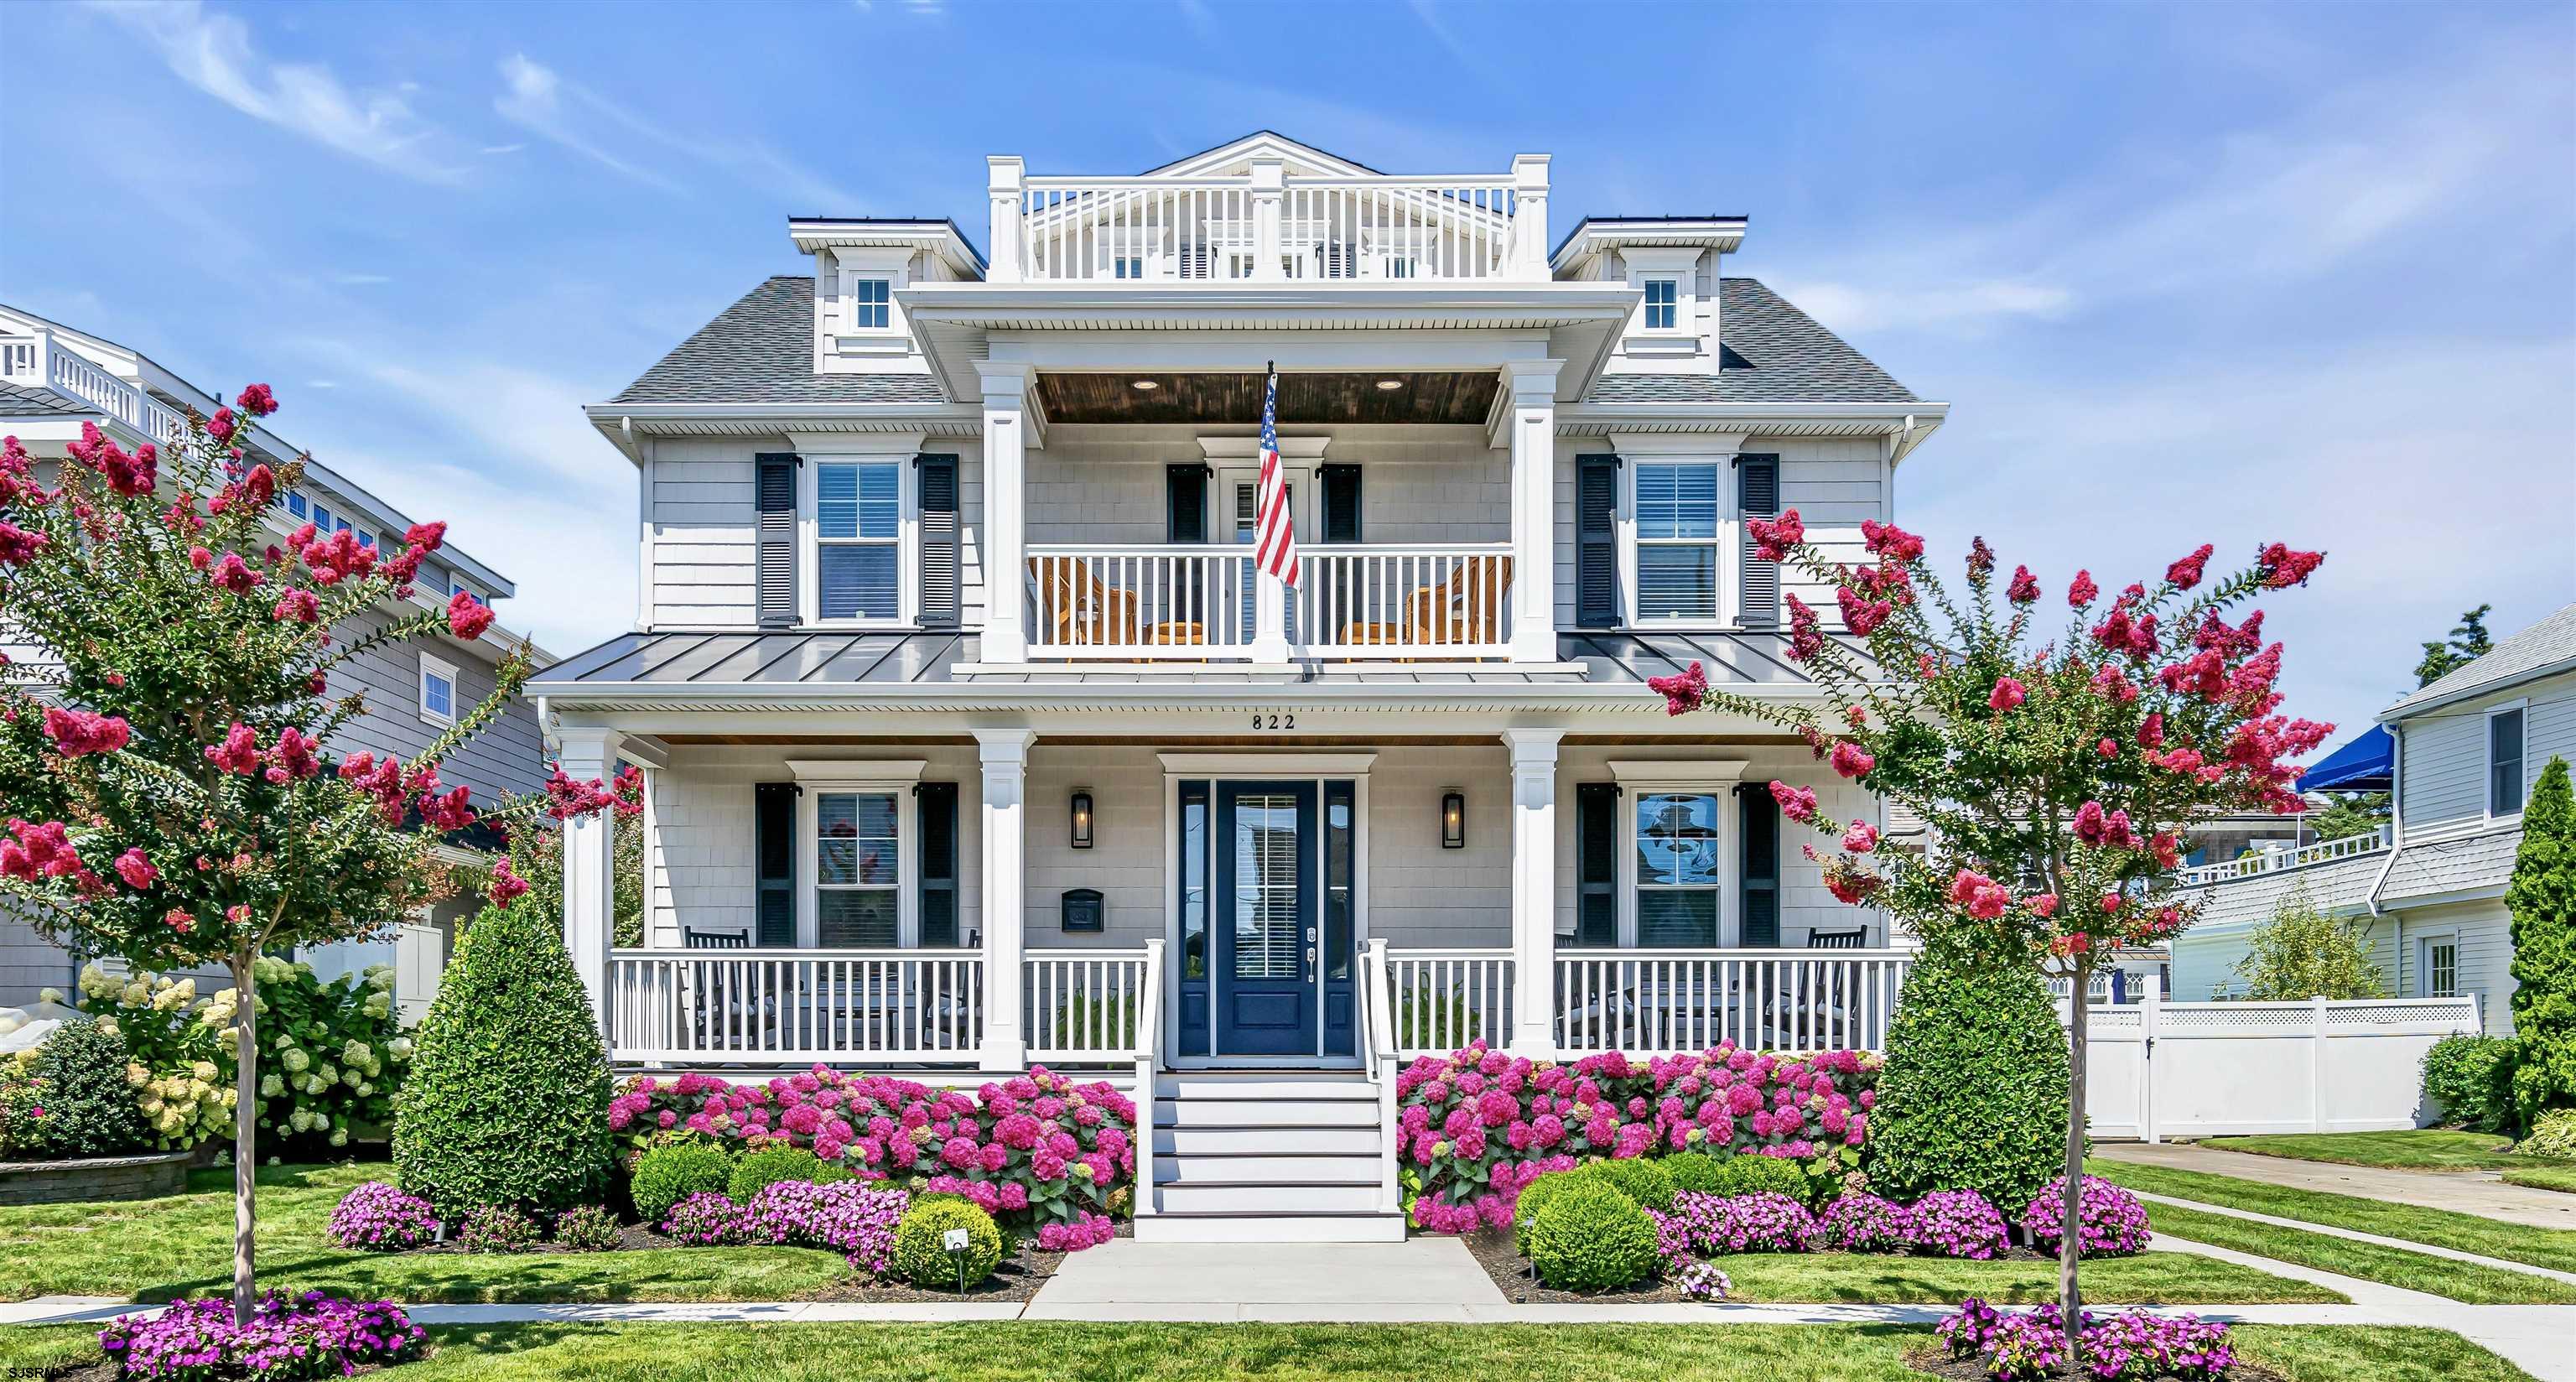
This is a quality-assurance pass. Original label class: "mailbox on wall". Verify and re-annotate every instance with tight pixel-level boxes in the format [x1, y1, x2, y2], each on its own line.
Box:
[1060, 887, 1104, 934]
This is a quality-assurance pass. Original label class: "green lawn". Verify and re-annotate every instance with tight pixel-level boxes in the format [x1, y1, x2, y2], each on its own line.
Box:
[1701, 1248, 2337, 1304]
[2204, 1130, 2529, 1171]
[2091, 1157, 2576, 1275]
[2501, 1164, 2576, 1195]
[0, 1162, 850, 1304]
[0, 1322, 2542, 1382]
[2144, 1201, 2576, 1304]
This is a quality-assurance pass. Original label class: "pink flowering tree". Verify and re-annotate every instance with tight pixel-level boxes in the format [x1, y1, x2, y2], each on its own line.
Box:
[0, 395, 624, 1323]
[1647, 512, 2329, 1344]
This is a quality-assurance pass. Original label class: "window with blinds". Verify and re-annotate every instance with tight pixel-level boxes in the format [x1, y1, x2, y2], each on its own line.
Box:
[817, 792, 899, 947]
[1635, 791, 1722, 947]
[818, 462, 900, 620]
[1634, 461, 1720, 620]
[1233, 793, 1302, 980]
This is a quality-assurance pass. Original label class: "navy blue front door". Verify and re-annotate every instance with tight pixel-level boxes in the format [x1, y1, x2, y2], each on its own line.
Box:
[1213, 782, 1317, 1056]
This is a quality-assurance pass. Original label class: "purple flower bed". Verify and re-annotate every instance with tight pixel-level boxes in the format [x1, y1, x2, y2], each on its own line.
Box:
[1940, 1297, 2234, 1381]
[1396, 1042, 1878, 1234]
[2021, 1174, 2153, 1258]
[100, 1292, 427, 1381]
[1818, 1192, 1915, 1253]
[324, 1182, 438, 1253]
[663, 1191, 750, 1246]
[1653, 1191, 1820, 1257]
[1909, 1187, 2012, 1260]
[740, 1179, 910, 1275]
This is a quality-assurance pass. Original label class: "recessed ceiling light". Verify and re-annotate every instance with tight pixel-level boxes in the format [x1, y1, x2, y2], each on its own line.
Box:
[1131, 378, 1158, 391]
[1374, 378, 1404, 391]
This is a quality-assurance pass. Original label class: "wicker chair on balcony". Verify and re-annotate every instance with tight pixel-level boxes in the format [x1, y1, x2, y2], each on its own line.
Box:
[1029, 555, 1139, 648]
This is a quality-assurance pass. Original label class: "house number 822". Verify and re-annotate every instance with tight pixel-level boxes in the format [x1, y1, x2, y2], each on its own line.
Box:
[1252, 713, 1296, 730]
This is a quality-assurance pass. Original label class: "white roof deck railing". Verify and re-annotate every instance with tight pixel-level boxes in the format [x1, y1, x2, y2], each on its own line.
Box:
[991, 156, 1550, 285]
[0, 330, 190, 447]
[2171, 825, 2392, 888]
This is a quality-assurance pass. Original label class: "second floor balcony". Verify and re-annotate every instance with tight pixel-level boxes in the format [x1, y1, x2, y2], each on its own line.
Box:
[1027, 541, 1513, 660]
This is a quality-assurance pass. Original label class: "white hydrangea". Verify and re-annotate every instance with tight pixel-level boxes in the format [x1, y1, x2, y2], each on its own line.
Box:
[328, 1128, 349, 1147]
[280, 1047, 309, 1074]
[288, 1109, 316, 1134]
[342, 1068, 362, 1088]
[387, 1037, 414, 1062]
[261, 1074, 284, 1099]
[94, 1016, 121, 1037]
[317, 1063, 338, 1085]
[361, 993, 392, 1020]
[190, 1061, 218, 1082]
[341, 1041, 372, 1069]
[125, 1062, 150, 1088]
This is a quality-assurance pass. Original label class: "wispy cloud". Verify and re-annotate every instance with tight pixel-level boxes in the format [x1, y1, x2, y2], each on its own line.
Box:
[331, 273, 392, 287]
[492, 53, 857, 209]
[480, 143, 525, 156]
[86, 0, 464, 182]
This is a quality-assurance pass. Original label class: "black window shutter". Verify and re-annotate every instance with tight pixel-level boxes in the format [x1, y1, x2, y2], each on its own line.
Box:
[1576, 454, 1621, 627]
[1166, 464, 1209, 543]
[917, 782, 959, 948]
[1320, 464, 1363, 544]
[755, 452, 800, 627]
[917, 454, 960, 627]
[754, 782, 797, 947]
[1575, 782, 1620, 948]
[1736, 454, 1781, 630]
[1738, 783, 1779, 948]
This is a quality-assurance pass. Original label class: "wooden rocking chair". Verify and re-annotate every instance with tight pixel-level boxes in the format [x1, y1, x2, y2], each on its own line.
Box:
[1028, 555, 1139, 648]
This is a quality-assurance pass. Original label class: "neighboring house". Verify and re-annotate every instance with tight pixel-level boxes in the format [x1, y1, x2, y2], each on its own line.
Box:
[533, 132, 1947, 1240]
[0, 304, 553, 1020]
[2172, 601, 2576, 1034]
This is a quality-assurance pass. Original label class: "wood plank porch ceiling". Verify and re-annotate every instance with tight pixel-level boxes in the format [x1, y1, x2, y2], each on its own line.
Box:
[1035, 371, 1498, 425]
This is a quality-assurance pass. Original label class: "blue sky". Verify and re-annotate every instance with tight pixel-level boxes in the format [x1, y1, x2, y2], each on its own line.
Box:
[3, 0, 2571, 746]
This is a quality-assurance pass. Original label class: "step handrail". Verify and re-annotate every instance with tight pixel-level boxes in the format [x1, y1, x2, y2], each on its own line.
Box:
[1360, 938, 1400, 1214]
[1133, 938, 1164, 1219]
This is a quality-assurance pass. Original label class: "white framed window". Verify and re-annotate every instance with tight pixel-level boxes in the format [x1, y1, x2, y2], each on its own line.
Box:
[310, 501, 334, 531]
[2487, 702, 2526, 817]
[285, 493, 307, 519]
[790, 761, 924, 948]
[850, 278, 891, 330]
[1609, 761, 1749, 948]
[418, 652, 458, 727]
[809, 460, 907, 623]
[1632, 460, 1722, 621]
[1113, 256, 1145, 279]
[2418, 933, 2459, 999]
[1643, 278, 1679, 330]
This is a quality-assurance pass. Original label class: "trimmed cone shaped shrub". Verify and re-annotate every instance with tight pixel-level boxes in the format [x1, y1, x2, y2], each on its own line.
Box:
[1526, 1177, 1660, 1291]
[893, 1197, 1004, 1290]
[393, 896, 615, 1218]
[2509, 757, 2576, 1131]
[1867, 943, 2071, 1211]
[29, 1017, 153, 1157]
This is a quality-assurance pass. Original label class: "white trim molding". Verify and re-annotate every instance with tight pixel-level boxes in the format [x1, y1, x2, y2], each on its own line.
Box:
[417, 652, 460, 728]
[1158, 752, 1378, 777]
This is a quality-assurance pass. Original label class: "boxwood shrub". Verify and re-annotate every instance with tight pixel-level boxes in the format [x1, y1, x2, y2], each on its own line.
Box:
[393, 896, 615, 1218]
[893, 1196, 1004, 1290]
[1510, 1168, 1586, 1253]
[27, 1017, 152, 1158]
[1658, 1151, 1726, 1195]
[1867, 944, 2070, 1211]
[727, 1144, 845, 1203]
[1582, 1156, 1679, 1213]
[1703, 1152, 1814, 1203]
[1524, 1178, 1660, 1291]
[631, 1140, 735, 1228]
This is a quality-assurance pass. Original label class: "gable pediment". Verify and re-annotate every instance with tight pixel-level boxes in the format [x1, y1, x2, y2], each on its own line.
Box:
[1140, 130, 1378, 180]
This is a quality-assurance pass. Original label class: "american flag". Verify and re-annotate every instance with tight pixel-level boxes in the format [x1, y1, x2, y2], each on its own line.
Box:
[1253, 365, 1299, 589]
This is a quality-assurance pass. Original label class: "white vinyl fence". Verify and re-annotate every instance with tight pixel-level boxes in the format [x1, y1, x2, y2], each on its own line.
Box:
[2070, 979, 2482, 1141]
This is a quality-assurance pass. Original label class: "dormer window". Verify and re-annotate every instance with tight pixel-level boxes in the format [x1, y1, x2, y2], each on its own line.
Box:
[850, 278, 891, 330]
[1644, 278, 1679, 330]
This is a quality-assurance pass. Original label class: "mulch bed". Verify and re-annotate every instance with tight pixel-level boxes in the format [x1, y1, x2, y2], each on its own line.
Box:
[1462, 1228, 2072, 1305]
[1903, 1343, 2289, 1381]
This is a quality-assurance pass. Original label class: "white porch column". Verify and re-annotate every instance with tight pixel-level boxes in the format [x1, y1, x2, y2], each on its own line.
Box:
[556, 725, 624, 1042]
[1505, 729, 1563, 1056]
[1510, 153, 1550, 279]
[986, 156, 1025, 284]
[979, 361, 1032, 663]
[977, 728, 1036, 1071]
[1249, 157, 1285, 282]
[1501, 359, 1563, 663]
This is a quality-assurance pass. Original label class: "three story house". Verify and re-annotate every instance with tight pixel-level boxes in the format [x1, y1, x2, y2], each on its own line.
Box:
[535, 132, 1947, 1239]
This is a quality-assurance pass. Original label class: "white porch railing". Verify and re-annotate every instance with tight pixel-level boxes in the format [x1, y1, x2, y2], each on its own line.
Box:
[607, 948, 986, 1065]
[0, 331, 190, 447]
[1358, 941, 1401, 1212]
[1025, 947, 1161, 1062]
[1011, 174, 1533, 284]
[2173, 826, 2391, 886]
[1024, 543, 1513, 661]
[1384, 948, 1514, 1058]
[1554, 949, 1916, 1055]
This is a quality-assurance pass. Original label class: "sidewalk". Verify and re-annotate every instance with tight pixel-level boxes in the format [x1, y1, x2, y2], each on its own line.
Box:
[2098, 1142, 2576, 1231]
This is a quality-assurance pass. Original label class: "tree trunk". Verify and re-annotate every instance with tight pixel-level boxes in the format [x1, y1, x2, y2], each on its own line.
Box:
[2060, 960, 2090, 1353]
[229, 949, 259, 1327]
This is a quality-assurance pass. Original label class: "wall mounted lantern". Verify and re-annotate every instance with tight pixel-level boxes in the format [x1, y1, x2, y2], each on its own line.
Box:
[1440, 789, 1466, 849]
[1070, 788, 1096, 849]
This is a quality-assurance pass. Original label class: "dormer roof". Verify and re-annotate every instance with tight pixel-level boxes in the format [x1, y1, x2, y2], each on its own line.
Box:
[1551, 216, 1749, 274]
[787, 217, 985, 277]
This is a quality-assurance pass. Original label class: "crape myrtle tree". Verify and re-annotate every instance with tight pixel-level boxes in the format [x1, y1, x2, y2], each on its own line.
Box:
[1645, 512, 2329, 1348]
[0, 392, 628, 1323]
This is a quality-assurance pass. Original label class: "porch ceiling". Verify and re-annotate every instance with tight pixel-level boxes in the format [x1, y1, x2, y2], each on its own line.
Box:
[1036, 371, 1497, 426]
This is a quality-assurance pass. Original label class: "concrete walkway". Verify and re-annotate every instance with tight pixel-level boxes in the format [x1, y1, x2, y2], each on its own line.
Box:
[2098, 1142, 2576, 1231]
[2132, 1188, 2576, 1287]
[1030, 1238, 1509, 1321]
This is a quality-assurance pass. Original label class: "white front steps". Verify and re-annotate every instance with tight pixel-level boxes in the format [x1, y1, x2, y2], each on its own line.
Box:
[1136, 1071, 1404, 1244]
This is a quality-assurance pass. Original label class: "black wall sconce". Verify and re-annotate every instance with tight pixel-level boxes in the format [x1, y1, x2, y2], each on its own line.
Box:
[1070, 788, 1095, 849]
[1440, 788, 1466, 849]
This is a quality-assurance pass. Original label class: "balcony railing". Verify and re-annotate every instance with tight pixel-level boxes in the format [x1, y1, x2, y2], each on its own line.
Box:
[990, 156, 1550, 286]
[2172, 826, 2392, 887]
[0, 332, 190, 447]
[1024, 543, 1512, 661]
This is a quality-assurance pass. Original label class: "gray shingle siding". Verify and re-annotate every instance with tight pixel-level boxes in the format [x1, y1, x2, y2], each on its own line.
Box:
[332, 610, 548, 801]
[610, 278, 948, 405]
[1586, 279, 1918, 405]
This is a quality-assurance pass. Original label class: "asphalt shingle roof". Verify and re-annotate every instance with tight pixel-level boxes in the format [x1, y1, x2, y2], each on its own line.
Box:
[0, 381, 92, 418]
[1584, 279, 1917, 405]
[610, 273, 1915, 408]
[610, 278, 949, 405]
[2382, 602, 2576, 718]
